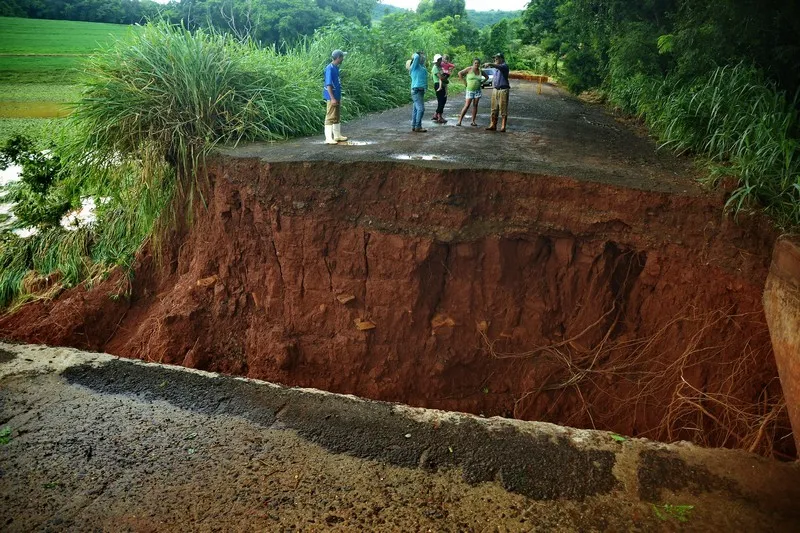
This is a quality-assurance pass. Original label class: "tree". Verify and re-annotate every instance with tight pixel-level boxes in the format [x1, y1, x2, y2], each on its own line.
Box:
[431, 14, 480, 50]
[519, 0, 559, 47]
[416, 0, 465, 23]
[482, 19, 510, 58]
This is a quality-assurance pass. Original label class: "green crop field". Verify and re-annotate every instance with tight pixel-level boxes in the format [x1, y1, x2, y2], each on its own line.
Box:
[0, 17, 138, 145]
[0, 17, 136, 55]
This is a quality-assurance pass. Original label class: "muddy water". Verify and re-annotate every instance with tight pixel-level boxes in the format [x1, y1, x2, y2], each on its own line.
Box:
[1, 160, 790, 457]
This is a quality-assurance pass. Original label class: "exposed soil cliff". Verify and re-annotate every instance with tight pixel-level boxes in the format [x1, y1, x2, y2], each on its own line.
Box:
[0, 158, 791, 456]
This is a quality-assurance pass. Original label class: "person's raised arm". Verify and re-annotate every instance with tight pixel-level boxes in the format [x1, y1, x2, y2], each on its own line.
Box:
[458, 67, 469, 84]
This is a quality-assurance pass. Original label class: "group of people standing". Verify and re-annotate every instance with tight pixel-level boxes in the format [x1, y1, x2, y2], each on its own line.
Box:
[409, 50, 511, 132]
[322, 49, 511, 143]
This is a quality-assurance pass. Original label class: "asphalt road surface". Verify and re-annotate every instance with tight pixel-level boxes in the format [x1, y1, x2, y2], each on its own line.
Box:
[220, 81, 701, 195]
[2, 343, 799, 532]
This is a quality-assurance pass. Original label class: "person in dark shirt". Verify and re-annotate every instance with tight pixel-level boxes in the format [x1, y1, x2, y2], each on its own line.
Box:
[323, 49, 348, 144]
[483, 53, 511, 132]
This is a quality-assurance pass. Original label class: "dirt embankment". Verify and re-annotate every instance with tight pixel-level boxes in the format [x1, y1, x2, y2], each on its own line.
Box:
[0, 158, 791, 456]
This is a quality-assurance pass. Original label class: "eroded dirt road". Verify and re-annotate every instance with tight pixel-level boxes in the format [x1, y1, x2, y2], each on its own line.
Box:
[1, 343, 799, 532]
[221, 80, 701, 194]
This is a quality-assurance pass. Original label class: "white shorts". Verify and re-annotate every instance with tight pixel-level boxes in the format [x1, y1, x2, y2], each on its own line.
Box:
[466, 89, 482, 100]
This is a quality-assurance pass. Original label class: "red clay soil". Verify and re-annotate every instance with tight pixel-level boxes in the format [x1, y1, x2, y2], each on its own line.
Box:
[0, 159, 792, 457]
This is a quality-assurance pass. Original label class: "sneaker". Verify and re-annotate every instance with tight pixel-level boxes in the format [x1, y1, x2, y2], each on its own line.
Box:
[414, 128, 428, 133]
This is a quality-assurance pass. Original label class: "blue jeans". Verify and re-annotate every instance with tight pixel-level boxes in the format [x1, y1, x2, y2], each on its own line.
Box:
[411, 88, 425, 128]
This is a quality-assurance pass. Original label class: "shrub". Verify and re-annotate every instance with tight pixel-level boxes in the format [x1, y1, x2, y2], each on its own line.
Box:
[0, 135, 76, 230]
[609, 64, 800, 228]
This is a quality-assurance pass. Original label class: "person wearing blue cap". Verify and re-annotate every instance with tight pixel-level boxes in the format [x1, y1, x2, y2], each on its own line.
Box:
[323, 49, 348, 144]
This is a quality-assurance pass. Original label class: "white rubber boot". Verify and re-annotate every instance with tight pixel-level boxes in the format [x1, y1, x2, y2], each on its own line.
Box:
[332, 123, 348, 142]
[324, 125, 337, 145]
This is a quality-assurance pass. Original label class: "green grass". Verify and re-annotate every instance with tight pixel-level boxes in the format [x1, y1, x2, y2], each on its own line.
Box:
[0, 16, 134, 126]
[0, 17, 136, 84]
[0, 118, 61, 147]
[0, 84, 81, 102]
[0, 55, 85, 84]
[607, 64, 800, 229]
[0, 17, 136, 55]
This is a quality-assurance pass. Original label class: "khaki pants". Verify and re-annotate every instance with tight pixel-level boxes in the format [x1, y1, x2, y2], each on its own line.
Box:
[325, 101, 340, 125]
[491, 89, 509, 117]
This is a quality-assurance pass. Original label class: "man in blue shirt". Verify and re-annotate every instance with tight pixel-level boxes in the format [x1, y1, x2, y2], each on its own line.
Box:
[409, 51, 428, 132]
[483, 52, 511, 132]
[323, 49, 348, 144]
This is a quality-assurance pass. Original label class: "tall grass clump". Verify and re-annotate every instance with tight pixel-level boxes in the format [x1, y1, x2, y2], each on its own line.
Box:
[607, 64, 800, 228]
[71, 21, 411, 190]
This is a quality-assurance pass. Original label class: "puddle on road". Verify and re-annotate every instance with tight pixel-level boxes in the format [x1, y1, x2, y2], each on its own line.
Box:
[340, 140, 375, 146]
[311, 140, 376, 146]
[391, 154, 454, 162]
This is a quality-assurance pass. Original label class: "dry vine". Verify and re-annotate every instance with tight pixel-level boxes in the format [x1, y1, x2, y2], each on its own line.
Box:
[480, 304, 793, 458]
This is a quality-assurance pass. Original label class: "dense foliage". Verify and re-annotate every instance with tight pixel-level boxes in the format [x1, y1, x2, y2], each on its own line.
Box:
[0, 0, 163, 24]
[416, 0, 464, 22]
[2, 0, 378, 47]
[0, 135, 74, 230]
[518, 0, 800, 228]
[169, 0, 378, 46]
[2, 0, 524, 57]
[466, 9, 521, 30]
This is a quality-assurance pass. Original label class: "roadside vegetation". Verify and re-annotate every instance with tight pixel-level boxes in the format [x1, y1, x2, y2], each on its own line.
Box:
[519, 0, 800, 229]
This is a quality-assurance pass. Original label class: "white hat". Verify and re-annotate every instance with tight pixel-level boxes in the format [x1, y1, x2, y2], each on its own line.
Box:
[433, 54, 443, 62]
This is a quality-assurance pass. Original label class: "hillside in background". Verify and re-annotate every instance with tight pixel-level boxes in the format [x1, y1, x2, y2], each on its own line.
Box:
[371, 4, 520, 27]
[467, 9, 521, 28]
[372, 2, 410, 22]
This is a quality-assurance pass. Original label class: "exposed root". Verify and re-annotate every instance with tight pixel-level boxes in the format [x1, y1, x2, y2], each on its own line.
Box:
[481, 305, 793, 458]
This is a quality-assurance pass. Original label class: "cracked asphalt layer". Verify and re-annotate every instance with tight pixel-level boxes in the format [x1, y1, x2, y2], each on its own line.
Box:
[2, 343, 799, 532]
[218, 81, 702, 195]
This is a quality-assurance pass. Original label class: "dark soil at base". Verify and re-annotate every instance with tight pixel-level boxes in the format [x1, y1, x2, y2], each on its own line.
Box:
[0, 81, 792, 457]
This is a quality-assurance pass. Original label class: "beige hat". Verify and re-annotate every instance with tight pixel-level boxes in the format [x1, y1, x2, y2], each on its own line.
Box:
[433, 54, 442, 62]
